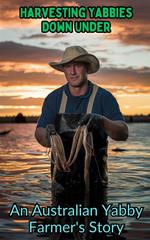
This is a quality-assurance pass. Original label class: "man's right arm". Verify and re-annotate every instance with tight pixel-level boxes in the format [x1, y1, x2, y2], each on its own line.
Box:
[35, 127, 50, 148]
[35, 93, 57, 148]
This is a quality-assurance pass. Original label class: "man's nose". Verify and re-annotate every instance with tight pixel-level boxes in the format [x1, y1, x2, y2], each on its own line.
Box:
[70, 65, 76, 74]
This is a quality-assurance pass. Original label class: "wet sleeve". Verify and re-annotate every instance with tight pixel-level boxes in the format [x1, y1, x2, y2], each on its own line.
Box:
[102, 92, 125, 121]
[36, 96, 56, 128]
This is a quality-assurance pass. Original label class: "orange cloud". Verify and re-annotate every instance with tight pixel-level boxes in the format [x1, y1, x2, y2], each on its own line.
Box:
[0, 0, 79, 27]
[0, 96, 43, 106]
[0, 1, 149, 116]
[0, 65, 149, 95]
[1, 0, 149, 47]
[106, 23, 150, 46]
[0, 42, 149, 92]
[0, 69, 65, 87]
[92, 67, 150, 89]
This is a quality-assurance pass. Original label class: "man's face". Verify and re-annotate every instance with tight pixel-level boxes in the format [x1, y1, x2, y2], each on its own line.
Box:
[63, 61, 88, 88]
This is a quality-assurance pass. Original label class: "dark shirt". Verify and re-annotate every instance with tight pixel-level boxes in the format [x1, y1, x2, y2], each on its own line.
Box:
[37, 81, 124, 129]
[37, 81, 125, 189]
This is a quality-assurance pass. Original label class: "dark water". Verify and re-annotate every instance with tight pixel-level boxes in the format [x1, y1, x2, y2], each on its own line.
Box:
[0, 123, 149, 239]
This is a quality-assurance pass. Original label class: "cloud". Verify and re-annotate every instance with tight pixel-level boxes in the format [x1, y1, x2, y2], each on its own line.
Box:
[0, 62, 149, 96]
[103, 1, 150, 46]
[0, 1, 149, 25]
[102, 86, 150, 95]
[0, 1, 50, 25]
[106, 24, 150, 46]
[0, 41, 62, 64]
[0, 66, 149, 116]
[21, 33, 65, 39]
[99, 57, 107, 63]
[0, 39, 149, 100]
[0, 1, 149, 46]
[0, 41, 149, 92]
[0, 0, 79, 26]
[0, 96, 43, 106]
[93, 67, 150, 88]
[61, 42, 70, 46]
[0, 69, 65, 86]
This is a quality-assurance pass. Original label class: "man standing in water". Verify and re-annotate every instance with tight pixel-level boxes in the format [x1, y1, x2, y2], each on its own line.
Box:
[35, 46, 128, 239]
[35, 44, 128, 191]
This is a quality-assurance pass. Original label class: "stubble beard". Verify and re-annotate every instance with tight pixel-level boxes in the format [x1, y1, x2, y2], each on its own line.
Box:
[68, 76, 88, 88]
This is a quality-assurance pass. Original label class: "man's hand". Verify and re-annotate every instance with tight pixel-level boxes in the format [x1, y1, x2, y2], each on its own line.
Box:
[78, 114, 128, 141]
[78, 113, 104, 131]
[46, 124, 56, 136]
[35, 124, 56, 148]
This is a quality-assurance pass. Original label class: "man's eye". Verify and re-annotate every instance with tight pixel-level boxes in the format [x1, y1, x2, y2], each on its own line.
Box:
[76, 63, 80, 67]
[65, 64, 71, 68]
[76, 62, 84, 67]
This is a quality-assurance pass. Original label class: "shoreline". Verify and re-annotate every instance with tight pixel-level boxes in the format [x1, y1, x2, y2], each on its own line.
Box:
[0, 115, 150, 123]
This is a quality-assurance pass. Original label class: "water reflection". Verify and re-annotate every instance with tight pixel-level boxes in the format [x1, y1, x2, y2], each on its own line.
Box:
[0, 123, 149, 239]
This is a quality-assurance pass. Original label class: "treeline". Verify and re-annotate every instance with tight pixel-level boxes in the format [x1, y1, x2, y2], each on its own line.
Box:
[0, 113, 38, 123]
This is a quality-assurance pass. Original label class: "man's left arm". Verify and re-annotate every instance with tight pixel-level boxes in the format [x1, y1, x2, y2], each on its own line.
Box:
[101, 90, 128, 141]
[102, 116, 128, 141]
[78, 114, 128, 141]
[79, 90, 129, 141]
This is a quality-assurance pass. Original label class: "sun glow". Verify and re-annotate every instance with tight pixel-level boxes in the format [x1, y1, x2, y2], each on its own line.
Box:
[0, 62, 51, 73]
[0, 85, 60, 98]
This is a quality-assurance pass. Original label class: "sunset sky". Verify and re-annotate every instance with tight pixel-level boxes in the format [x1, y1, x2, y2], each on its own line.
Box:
[0, 0, 150, 116]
